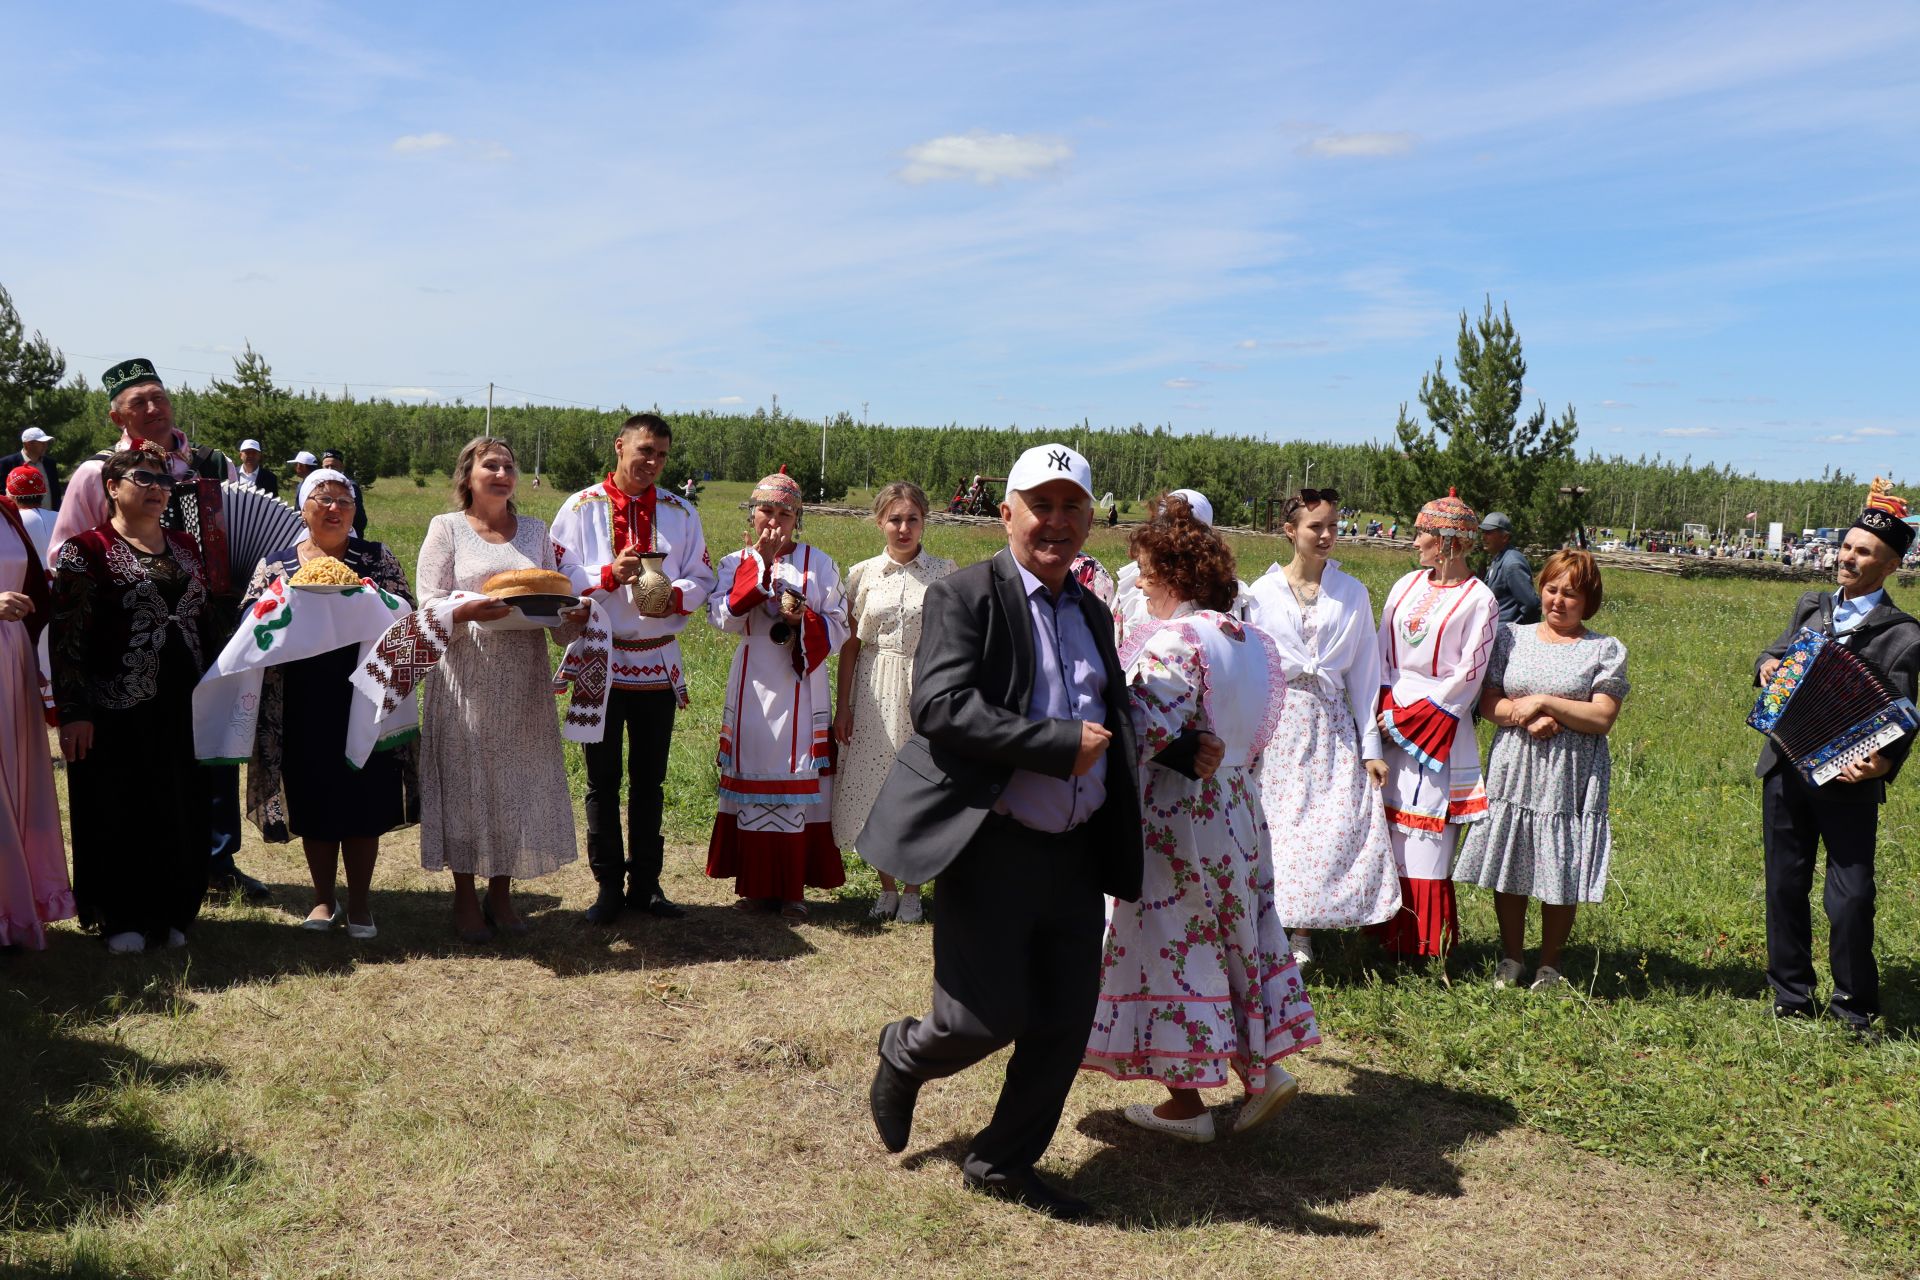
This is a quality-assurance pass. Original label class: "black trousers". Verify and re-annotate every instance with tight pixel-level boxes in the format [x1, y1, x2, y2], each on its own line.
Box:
[1762, 769, 1880, 1026]
[880, 813, 1104, 1181]
[582, 686, 678, 898]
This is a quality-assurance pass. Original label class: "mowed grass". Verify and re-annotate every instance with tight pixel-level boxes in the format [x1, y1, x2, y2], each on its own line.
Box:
[3, 474, 1916, 1278]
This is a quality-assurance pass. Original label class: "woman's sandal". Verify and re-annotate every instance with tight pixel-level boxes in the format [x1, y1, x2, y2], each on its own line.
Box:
[779, 901, 809, 922]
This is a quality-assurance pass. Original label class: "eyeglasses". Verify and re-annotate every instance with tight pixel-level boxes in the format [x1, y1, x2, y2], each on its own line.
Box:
[123, 470, 177, 490]
[306, 495, 354, 511]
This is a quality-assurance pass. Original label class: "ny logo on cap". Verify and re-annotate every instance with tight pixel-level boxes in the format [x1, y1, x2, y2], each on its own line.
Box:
[1047, 449, 1072, 471]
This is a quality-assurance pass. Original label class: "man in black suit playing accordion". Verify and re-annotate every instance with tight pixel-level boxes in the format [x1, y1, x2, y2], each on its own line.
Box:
[1754, 489, 1920, 1040]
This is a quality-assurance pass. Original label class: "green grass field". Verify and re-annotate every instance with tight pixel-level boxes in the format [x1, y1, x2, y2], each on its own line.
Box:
[3, 473, 1916, 1278]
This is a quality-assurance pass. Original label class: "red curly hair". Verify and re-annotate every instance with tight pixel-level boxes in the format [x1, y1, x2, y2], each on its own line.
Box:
[1128, 492, 1238, 612]
[1537, 549, 1604, 619]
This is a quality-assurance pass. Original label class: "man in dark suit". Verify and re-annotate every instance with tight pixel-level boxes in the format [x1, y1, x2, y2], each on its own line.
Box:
[859, 444, 1221, 1221]
[1, 427, 62, 511]
[1754, 499, 1920, 1041]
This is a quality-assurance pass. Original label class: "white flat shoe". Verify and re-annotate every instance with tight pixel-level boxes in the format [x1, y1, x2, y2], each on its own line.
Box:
[1494, 958, 1527, 989]
[868, 891, 899, 920]
[1288, 931, 1314, 967]
[896, 893, 924, 924]
[1530, 965, 1567, 991]
[345, 916, 377, 940]
[301, 900, 341, 931]
[1232, 1067, 1301, 1135]
[104, 931, 145, 954]
[1124, 1102, 1216, 1143]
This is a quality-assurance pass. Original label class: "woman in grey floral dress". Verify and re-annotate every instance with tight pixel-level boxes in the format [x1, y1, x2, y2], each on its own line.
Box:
[1453, 550, 1627, 991]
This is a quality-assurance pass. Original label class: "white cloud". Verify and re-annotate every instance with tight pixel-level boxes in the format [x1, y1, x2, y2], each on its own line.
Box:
[1856, 426, 1898, 437]
[1164, 377, 1202, 390]
[383, 386, 444, 399]
[1235, 339, 1258, 350]
[1599, 399, 1636, 409]
[1300, 131, 1417, 158]
[899, 131, 1072, 185]
[1660, 427, 1723, 438]
[392, 132, 456, 153]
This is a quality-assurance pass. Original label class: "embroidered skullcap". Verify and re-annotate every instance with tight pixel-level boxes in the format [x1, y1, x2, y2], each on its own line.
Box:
[6, 465, 47, 497]
[1415, 487, 1479, 539]
[298, 467, 353, 510]
[102, 357, 163, 401]
[750, 465, 804, 512]
[1854, 478, 1914, 555]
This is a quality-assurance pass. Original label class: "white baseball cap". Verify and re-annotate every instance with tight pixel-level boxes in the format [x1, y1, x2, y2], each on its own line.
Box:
[239, 438, 263, 453]
[286, 449, 320, 466]
[1167, 488, 1214, 526]
[1005, 443, 1093, 502]
[20, 427, 52, 444]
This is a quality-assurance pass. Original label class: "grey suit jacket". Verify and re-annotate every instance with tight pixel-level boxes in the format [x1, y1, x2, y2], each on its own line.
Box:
[855, 547, 1148, 901]
[1754, 588, 1920, 803]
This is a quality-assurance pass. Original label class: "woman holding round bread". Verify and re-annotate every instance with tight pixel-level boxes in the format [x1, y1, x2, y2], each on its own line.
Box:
[416, 437, 585, 941]
[239, 467, 415, 939]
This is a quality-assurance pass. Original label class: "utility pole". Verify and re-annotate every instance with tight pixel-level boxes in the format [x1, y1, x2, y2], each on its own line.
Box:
[820, 412, 828, 502]
[1303, 457, 1315, 491]
[486, 382, 494, 433]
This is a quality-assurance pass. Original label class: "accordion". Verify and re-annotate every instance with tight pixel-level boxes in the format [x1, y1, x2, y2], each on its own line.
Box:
[220, 482, 308, 585]
[1748, 628, 1918, 786]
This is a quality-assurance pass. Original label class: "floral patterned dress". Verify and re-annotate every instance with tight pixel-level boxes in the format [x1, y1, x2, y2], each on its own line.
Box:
[829, 548, 955, 850]
[1082, 606, 1319, 1095]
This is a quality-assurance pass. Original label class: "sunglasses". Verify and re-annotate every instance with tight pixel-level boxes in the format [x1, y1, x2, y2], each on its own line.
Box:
[123, 469, 177, 491]
[1298, 487, 1339, 506]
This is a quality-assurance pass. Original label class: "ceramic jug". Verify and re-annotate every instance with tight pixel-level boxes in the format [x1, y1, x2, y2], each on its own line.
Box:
[630, 551, 673, 617]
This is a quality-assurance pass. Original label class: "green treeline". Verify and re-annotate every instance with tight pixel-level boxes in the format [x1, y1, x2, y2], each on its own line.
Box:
[33, 383, 1881, 538]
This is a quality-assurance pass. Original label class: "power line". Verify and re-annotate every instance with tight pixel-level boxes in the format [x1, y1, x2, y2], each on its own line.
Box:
[491, 383, 616, 411]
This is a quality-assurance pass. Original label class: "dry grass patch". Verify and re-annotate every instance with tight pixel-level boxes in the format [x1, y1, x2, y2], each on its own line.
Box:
[1, 831, 1884, 1279]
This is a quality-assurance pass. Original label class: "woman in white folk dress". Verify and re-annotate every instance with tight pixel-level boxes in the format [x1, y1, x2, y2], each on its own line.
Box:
[1083, 497, 1319, 1144]
[1370, 489, 1500, 959]
[831, 482, 954, 922]
[707, 468, 851, 922]
[1245, 487, 1397, 967]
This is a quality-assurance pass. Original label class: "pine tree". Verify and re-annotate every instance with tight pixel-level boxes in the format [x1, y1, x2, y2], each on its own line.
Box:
[0, 283, 87, 447]
[203, 342, 300, 459]
[1381, 298, 1580, 540]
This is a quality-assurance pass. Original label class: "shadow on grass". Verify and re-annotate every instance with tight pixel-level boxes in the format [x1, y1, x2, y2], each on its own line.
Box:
[0, 991, 254, 1237]
[1065, 1059, 1518, 1234]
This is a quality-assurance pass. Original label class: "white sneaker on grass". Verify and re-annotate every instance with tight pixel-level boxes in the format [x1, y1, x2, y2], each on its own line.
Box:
[868, 891, 899, 920]
[1288, 931, 1313, 967]
[104, 931, 145, 954]
[896, 893, 924, 924]
[1493, 958, 1526, 989]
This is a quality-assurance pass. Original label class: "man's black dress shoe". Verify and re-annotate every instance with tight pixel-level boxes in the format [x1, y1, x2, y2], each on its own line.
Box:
[962, 1167, 1096, 1223]
[1771, 1002, 1816, 1022]
[642, 894, 686, 919]
[207, 868, 272, 904]
[583, 883, 625, 925]
[869, 1030, 920, 1154]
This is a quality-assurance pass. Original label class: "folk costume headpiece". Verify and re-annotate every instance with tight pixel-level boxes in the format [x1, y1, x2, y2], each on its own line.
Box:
[102, 357, 163, 401]
[750, 466, 804, 513]
[5, 465, 47, 498]
[1415, 488, 1479, 542]
[1852, 477, 1915, 556]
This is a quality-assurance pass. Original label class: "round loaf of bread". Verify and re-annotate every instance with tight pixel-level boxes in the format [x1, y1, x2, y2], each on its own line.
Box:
[482, 568, 573, 599]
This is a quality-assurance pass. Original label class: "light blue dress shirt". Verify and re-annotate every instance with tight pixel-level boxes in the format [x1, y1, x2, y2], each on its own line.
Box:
[997, 559, 1109, 832]
[1832, 588, 1885, 637]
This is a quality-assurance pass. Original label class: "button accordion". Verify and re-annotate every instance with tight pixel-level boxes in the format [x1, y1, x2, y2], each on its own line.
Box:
[1748, 627, 1918, 786]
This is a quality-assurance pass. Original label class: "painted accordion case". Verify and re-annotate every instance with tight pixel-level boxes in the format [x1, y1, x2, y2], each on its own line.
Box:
[1748, 627, 1919, 786]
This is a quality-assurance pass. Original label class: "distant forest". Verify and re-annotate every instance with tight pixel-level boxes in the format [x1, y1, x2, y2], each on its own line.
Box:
[35, 380, 1885, 538]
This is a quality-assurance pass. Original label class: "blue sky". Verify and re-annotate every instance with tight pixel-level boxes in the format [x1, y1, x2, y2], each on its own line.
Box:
[4, 1, 1916, 479]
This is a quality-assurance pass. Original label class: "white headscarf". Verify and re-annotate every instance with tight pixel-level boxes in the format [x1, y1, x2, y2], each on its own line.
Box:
[297, 467, 353, 511]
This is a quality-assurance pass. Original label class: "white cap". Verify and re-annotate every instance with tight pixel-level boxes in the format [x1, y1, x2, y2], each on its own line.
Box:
[287, 449, 320, 466]
[239, 438, 262, 453]
[1005, 443, 1094, 502]
[1167, 488, 1214, 526]
[19, 427, 52, 444]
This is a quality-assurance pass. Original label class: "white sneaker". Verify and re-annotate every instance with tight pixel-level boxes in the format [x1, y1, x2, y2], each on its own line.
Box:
[1530, 965, 1567, 991]
[1493, 958, 1527, 989]
[165, 929, 188, 949]
[105, 931, 145, 954]
[1232, 1066, 1301, 1135]
[1288, 931, 1314, 967]
[869, 891, 900, 920]
[896, 893, 924, 924]
[1124, 1102, 1216, 1143]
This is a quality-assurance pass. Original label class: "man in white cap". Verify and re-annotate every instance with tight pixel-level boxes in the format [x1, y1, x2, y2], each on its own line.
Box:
[0, 427, 61, 511]
[286, 450, 319, 485]
[233, 439, 279, 496]
[859, 443, 1221, 1221]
